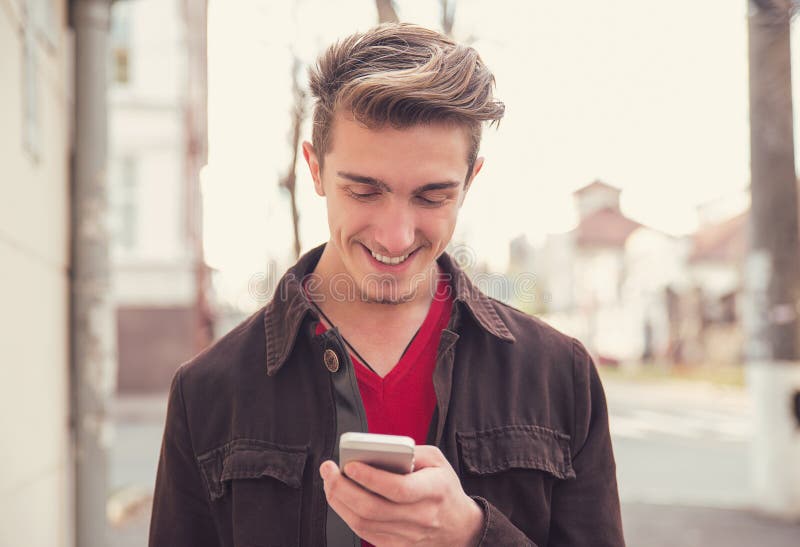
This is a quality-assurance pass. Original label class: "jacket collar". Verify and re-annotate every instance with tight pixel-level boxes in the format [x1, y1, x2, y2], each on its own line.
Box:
[264, 243, 515, 375]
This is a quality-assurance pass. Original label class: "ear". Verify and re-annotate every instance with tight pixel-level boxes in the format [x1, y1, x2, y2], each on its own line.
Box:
[302, 141, 325, 196]
[461, 157, 484, 204]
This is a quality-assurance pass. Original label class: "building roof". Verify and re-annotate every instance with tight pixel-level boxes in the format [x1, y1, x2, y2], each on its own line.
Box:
[572, 207, 642, 248]
[573, 179, 621, 196]
[689, 211, 748, 264]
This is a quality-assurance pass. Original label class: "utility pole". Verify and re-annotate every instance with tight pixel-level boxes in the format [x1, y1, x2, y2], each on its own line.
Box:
[745, 0, 800, 519]
[70, 1, 115, 545]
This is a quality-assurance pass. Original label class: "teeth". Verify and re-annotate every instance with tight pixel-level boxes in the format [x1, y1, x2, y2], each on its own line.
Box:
[371, 250, 411, 265]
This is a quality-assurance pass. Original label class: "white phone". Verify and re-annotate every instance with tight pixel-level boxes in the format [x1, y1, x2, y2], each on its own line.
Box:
[339, 432, 415, 475]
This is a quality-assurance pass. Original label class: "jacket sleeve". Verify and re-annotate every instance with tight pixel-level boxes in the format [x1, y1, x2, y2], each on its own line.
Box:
[547, 339, 625, 546]
[470, 495, 538, 546]
[149, 367, 219, 547]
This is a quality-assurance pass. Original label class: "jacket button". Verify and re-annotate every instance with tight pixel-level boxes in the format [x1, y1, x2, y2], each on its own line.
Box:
[323, 349, 340, 372]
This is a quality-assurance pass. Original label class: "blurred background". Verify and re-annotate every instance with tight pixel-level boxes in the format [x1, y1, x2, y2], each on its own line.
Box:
[2, 0, 800, 545]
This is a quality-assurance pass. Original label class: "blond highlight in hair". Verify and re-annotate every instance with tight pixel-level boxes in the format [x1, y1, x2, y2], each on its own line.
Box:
[308, 23, 505, 178]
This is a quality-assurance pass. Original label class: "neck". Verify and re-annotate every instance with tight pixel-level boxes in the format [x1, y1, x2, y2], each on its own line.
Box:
[309, 242, 437, 328]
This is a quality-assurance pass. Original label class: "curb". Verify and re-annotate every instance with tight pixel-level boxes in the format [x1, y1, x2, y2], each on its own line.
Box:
[107, 485, 153, 527]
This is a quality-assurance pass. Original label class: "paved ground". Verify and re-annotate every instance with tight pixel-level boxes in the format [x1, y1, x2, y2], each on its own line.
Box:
[109, 375, 800, 546]
[622, 503, 800, 546]
[110, 503, 151, 547]
[604, 376, 753, 508]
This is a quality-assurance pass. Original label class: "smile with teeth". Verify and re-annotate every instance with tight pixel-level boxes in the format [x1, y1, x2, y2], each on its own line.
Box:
[370, 248, 413, 265]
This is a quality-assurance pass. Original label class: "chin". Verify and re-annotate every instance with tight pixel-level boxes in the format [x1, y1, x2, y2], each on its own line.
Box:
[359, 287, 417, 305]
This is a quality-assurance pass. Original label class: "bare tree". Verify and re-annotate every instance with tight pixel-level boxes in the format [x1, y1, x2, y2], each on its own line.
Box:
[746, 0, 800, 361]
[440, 0, 456, 36]
[280, 55, 305, 260]
[375, 0, 399, 23]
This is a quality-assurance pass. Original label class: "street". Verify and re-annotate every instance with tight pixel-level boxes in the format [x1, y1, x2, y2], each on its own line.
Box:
[604, 374, 798, 545]
[109, 373, 800, 546]
[606, 375, 752, 508]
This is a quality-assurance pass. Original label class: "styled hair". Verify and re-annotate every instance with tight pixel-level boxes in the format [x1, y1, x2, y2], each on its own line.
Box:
[308, 23, 505, 179]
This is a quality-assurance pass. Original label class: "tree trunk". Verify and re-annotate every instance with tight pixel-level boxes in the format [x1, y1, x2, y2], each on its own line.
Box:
[375, 0, 399, 23]
[747, 0, 800, 362]
[280, 56, 305, 260]
[440, 0, 455, 36]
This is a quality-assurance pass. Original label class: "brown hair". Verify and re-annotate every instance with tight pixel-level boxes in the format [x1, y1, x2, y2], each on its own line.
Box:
[308, 23, 505, 179]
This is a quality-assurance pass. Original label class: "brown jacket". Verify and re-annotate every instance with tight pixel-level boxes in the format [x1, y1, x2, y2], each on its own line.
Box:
[149, 244, 625, 546]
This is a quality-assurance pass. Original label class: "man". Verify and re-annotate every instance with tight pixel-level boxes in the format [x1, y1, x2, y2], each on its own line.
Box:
[150, 23, 625, 547]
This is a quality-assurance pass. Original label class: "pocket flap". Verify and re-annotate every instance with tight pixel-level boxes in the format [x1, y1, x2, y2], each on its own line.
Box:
[457, 425, 575, 480]
[198, 439, 308, 500]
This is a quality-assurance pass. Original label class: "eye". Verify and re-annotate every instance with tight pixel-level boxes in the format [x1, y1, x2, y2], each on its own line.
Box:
[414, 194, 448, 207]
[345, 188, 381, 201]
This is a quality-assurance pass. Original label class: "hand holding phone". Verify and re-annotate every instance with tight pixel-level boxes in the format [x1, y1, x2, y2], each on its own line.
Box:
[339, 432, 415, 475]
[323, 440, 485, 546]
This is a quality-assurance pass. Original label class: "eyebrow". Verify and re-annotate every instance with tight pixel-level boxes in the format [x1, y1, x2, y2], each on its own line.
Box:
[336, 171, 461, 193]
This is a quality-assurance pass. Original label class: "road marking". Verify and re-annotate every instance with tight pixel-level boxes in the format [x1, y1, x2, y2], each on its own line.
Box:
[609, 409, 752, 442]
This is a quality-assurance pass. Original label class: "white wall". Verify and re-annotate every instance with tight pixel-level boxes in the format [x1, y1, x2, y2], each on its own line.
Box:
[0, 1, 73, 546]
[619, 228, 691, 359]
[689, 262, 741, 299]
[543, 227, 690, 360]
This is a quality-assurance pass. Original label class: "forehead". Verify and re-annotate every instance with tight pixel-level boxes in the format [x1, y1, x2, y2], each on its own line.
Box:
[324, 110, 472, 186]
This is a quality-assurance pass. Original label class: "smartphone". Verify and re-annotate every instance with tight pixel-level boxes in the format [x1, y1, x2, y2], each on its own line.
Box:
[339, 432, 415, 475]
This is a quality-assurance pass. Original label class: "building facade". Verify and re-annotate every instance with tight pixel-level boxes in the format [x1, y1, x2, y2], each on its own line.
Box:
[0, 1, 73, 545]
[541, 180, 688, 363]
[108, 0, 211, 393]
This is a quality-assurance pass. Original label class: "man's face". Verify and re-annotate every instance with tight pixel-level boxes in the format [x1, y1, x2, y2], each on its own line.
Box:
[303, 111, 483, 304]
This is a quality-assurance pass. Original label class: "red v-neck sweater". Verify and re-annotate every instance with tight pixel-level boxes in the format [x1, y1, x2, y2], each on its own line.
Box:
[314, 275, 452, 546]
[314, 273, 452, 445]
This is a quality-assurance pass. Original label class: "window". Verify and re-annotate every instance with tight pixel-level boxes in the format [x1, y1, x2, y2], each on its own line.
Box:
[112, 157, 138, 250]
[109, 2, 132, 84]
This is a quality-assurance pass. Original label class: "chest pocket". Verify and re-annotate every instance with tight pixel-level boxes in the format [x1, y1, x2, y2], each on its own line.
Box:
[198, 439, 308, 547]
[457, 425, 575, 528]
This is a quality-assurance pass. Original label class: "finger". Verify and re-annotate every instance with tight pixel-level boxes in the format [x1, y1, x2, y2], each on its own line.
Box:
[412, 445, 448, 469]
[343, 461, 418, 503]
[328, 466, 408, 523]
[325, 489, 382, 542]
[325, 460, 433, 525]
[320, 460, 343, 487]
[325, 482, 423, 544]
[345, 461, 443, 504]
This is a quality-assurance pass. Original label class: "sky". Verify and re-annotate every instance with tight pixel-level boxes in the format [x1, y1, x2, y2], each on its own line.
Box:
[202, 0, 800, 311]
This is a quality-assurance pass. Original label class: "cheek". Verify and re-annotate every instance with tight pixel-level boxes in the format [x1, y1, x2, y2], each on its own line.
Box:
[326, 196, 370, 236]
[419, 207, 459, 241]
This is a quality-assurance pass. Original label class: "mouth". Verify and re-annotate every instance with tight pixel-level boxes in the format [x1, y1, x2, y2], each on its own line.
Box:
[361, 244, 421, 269]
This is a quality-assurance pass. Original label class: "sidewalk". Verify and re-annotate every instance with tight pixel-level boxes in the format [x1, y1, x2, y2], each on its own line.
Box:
[109, 393, 165, 547]
[110, 500, 151, 547]
[622, 503, 800, 546]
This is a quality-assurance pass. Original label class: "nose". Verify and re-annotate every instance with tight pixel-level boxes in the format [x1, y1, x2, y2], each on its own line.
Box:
[373, 199, 416, 256]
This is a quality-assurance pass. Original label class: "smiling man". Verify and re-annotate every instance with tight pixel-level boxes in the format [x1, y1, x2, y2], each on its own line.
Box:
[302, 110, 479, 377]
[150, 23, 625, 547]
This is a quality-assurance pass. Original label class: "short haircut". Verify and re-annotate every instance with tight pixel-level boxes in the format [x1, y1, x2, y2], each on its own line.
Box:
[308, 22, 505, 179]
